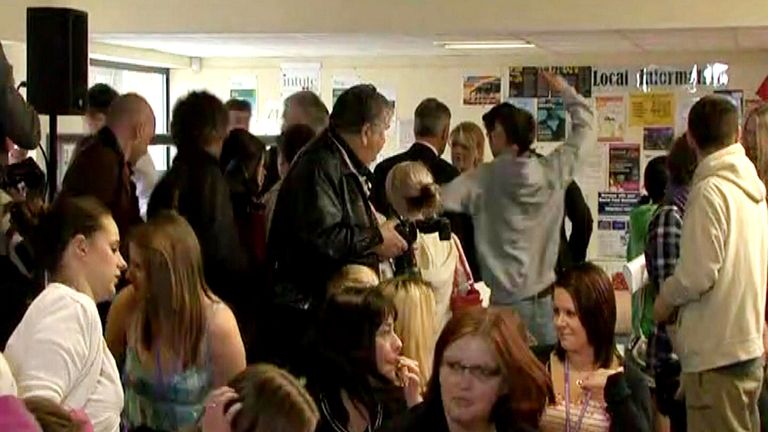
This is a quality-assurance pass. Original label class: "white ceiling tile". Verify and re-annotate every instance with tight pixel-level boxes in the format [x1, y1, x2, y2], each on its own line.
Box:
[523, 31, 641, 53]
[736, 27, 768, 49]
[624, 28, 738, 51]
[93, 27, 767, 59]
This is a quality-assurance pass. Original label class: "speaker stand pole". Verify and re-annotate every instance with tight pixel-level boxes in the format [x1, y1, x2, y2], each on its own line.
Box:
[47, 114, 58, 203]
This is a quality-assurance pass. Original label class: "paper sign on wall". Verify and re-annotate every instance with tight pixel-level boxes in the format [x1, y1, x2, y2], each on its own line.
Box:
[609, 143, 641, 192]
[629, 92, 675, 127]
[463, 76, 502, 105]
[596, 96, 626, 142]
[332, 75, 361, 105]
[597, 192, 641, 260]
[281, 62, 321, 100]
[537, 98, 566, 142]
[643, 127, 674, 151]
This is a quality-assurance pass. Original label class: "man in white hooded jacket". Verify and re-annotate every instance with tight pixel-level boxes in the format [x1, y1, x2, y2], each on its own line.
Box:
[654, 95, 768, 432]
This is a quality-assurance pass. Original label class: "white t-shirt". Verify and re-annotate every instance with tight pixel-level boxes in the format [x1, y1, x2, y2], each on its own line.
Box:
[133, 152, 159, 221]
[4, 283, 123, 432]
[0, 353, 17, 396]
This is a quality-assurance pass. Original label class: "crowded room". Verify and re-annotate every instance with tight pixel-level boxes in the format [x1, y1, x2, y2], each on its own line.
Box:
[2, 1, 768, 431]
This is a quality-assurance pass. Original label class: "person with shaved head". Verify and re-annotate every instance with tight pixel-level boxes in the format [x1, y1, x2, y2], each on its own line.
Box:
[60, 93, 155, 239]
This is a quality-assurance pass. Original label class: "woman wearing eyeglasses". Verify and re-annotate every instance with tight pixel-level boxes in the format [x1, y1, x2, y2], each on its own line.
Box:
[384, 308, 552, 432]
[538, 263, 652, 432]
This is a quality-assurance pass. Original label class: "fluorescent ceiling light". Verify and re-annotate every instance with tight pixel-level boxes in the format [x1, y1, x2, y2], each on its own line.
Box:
[437, 40, 535, 50]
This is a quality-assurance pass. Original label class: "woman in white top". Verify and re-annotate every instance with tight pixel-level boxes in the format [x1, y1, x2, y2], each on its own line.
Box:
[4, 196, 126, 432]
[385, 161, 472, 331]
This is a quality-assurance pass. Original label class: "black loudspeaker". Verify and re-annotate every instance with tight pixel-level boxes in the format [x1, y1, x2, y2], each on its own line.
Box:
[26, 7, 88, 115]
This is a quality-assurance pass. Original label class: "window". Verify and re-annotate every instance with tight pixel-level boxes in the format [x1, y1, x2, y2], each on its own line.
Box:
[89, 60, 175, 171]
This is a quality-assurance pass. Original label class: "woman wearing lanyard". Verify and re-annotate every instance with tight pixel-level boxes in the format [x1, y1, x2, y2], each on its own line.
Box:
[538, 263, 652, 432]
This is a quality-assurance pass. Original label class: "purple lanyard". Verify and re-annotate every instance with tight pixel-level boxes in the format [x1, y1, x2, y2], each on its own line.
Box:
[565, 359, 591, 432]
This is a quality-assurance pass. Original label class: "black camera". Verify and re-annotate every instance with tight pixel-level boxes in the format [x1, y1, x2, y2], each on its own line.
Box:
[393, 215, 452, 276]
[0, 158, 46, 199]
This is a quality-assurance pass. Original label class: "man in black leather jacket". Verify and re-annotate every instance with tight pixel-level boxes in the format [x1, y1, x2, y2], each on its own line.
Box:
[266, 84, 408, 372]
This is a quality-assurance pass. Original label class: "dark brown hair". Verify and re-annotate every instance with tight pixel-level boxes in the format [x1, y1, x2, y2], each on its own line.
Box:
[225, 98, 252, 114]
[688, 95, 739, 153]
[17, 196, 111, 274]
[667, 134, 700, 187]
[427, 308, 553, 428]
[228, 364, 319, 432]
[554, 262, 617, 368]
[171, 91, 228, 153]
[482, 103, 536, 154]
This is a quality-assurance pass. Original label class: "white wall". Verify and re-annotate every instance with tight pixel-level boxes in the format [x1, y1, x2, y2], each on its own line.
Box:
[171, 50, 768, 160]
[170, 50, 768, 266]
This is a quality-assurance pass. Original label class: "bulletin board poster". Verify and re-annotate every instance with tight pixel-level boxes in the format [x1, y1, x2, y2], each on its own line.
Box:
[508, 97, 536, 117]
[629, 92, 675, 127]
[596, 96, 626, 142]
[643, 127, 675, 151]
[508, 66, 592, 98]
[280, 62, 321, 101]
[229, 89, 257, 114]
[463, 76, 502, 105]
[537, 98, 566, 142]
[332, 75, 361, 105]
[609, 143, 641, 192]
[597, 192, 641, 260]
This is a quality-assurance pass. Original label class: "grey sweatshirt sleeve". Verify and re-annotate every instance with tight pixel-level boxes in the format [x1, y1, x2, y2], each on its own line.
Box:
[441, 168, 481, 215]
[0, 42, 41, 151]
[540, 86, 595, 189]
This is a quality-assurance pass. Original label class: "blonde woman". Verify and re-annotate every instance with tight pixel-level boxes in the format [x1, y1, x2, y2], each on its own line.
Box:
[327, 264, 380, 295]
[385, 161, 474, 331]
[449, 121, 485, 173]
[379, 276, 438, 390]
[105, 212, 246, 431]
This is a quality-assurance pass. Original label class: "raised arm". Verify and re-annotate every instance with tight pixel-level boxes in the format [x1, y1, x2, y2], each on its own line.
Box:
[540, 71, 595, 189]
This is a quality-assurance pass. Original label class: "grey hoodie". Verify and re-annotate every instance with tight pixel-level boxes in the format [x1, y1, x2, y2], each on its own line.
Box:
[441, 87, 595, 303]
[660, 143, 768, 372]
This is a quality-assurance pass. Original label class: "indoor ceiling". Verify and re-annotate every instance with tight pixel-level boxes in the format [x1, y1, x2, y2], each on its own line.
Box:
[94, 27, 768, 58]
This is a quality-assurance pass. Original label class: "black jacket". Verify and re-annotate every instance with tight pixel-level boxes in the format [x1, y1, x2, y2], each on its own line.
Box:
[371, 142, 459, 214]
[148, 147, 246, 304]
[382, 398, 537, 432]
[267, 128, 383, 310]
[61, 127, 143, 243]
[371, 142, 481, 277]
[556, 181, 594, 274]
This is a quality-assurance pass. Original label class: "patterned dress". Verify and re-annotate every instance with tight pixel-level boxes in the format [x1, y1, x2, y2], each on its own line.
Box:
[540, 353, 617, 432]
[121, 303, 220, 431]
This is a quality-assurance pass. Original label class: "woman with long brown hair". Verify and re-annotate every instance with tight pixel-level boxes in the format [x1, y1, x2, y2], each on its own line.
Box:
[384, 308, 552, 431]
[539, 263, 651, 432]
[105, 212, 246, 431]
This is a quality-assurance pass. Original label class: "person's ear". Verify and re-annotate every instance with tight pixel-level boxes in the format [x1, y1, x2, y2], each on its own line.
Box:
[71, 234, 89, 258]
[361, 123, 373, 147]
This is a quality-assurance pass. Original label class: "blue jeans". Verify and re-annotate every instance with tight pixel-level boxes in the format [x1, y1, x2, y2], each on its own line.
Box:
[494, 294, 556, 346]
